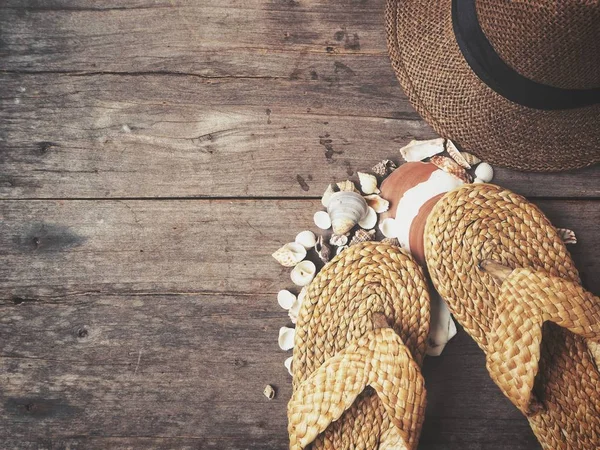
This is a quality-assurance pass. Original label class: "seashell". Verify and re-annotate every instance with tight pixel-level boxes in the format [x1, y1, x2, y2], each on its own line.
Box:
[400, 138, 444, 162]
[295, 230, 317, 249]
[357, 172, 380, 195]
[474, 162, 494, 183]
[284, 356, 293, 376]
[277, 289, 296, 310]
[349, 229, 376, 246]
[460, 151, 481, 166]
[327, 191, 368, 235]
[381, 237, 400, 247]
[446, 140, 471, 169]
[426, 293, 458, 356]
[372, 159, 397, 177]
[364, 194, 389, 213]
[315, 235, 331, 263]
[336, 245, 348, 255]
[336, 180, 359, 193]
[290, 260, 316, 286]
[329, 234, 349, 247]
[264, 384, 276, 399]
[288, 287, 305, 324]
[357, 206, 377, 229]
[430, 155, 473, 183]
[557, 228, 577, 244]
[314, 211, 332, 230]
[272, 242, 307, 267]
[379, 162, 463, 265]
[278, 326, 295, 350]
[473, 178, 485, 184]
[322, 184, 337, 208]
[379, 217, 399, 239]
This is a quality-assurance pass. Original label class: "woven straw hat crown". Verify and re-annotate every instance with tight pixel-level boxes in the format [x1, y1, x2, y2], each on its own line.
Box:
[476, 0, 600, 89]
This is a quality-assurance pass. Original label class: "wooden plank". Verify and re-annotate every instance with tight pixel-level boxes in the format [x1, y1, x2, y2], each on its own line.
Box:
[0, 198, 596, 448]
[1, 73, 598, 199]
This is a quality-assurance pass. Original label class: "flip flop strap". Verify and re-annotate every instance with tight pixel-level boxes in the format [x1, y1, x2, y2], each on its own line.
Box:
[287, 328, 426, 450]
[486, 268, 600, 416]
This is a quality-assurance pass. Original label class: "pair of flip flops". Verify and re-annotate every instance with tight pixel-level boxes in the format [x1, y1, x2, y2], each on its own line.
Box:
[287, 184, 600, 450]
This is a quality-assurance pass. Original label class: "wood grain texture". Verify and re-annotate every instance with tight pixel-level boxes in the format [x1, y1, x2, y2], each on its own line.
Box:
[0, 199, 597, 449]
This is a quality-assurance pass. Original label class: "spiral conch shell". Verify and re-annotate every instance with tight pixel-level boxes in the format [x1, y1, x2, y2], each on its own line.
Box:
[430, 155, 473, 183]
[272, 242, 307, 267]
[327, 191, 369, 235]
[357, 172, 379, 195]
[446, 140, 471, 169]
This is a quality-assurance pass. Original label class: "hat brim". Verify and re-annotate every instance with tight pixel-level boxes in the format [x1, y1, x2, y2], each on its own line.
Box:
[386, 0, 600, 172]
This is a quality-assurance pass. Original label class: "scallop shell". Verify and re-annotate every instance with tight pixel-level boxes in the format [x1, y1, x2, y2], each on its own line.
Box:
[278, 326, 295, 350]
[372, 159, 397, 177]
[284, 356, 293, 376]
[322, 184, 337, 208]
[557, 228, 577, 244]
[349, 229, 376, 246]
[357, 172, 380, 195]
[327, 191, 368, 235]
[277, 289, 296, 310]
[446, 140, 471, 169]
[430, 155, 473, 183]
[329, 234, 349, 247]
[264, 384, 276, 399]
[315, 235, 331, 263]
[314, 211, 332, 230]
[272, 242, 307, 267]
[460, 152, 481, 166]
[474, 162, 494, 183]
[379, 218, 399, 239]
[357, 206, 377, 230]
[337, 180, 359, 193]
[381, 237, 400, 246]
[400, 138, 444, 162]
[336, 245, 348, 255]
[291, 260, 316, 286]
[364, 194, 389, 213]
[295, 230, 317, 249]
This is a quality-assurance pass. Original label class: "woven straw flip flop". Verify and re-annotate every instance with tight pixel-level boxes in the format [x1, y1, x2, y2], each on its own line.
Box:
[424, 183, 600, 449]
[288, 242, 430, 450]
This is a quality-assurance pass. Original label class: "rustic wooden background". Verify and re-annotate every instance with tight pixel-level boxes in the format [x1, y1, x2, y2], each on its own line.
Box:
[0, 1, 598, 449]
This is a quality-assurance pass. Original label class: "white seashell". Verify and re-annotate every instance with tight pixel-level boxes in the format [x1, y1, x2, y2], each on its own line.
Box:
[446, 140, 471, 169]
[400, 138, 444, 162]
[314, 211, 332, 230]
[426, 293, 457, 356]
[336, 245, 348, 255]
[460, 152, 481, 166]
[290, 260, 316, 287]
[278, 326, 295, 351]
[264, 384, 276, 399]
[315, 235, 331, 263]
[380, 218, 399, 238]
[329, 234, 348, 247]
[288, 300, 302, 324]
[557, 228, 577, 245]
[295, 230, 317, 249]
[322, 184, 337, 208]
[430, 155, 472, 183]
[364, 194, 389, 213]
[474, 162, 494, 183]
[327, 191, 369, 235]
[337, 180, 358, 193]
[277, 289, 296, 310]
[357, 207, 377, 230]
[357, 172, 380, 195]
[284, 356, 294, 376]
[272, 242, 307, 267]
[473, 178, 485, 184]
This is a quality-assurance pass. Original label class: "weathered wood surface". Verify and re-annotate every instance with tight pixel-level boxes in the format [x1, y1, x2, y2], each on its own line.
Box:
[1, 1, 598, 199]
[0, 199, 597, 449]
[1, 0, 598, 448]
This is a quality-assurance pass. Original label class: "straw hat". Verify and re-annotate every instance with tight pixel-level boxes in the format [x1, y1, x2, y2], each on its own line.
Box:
[386, 0, 600, 172]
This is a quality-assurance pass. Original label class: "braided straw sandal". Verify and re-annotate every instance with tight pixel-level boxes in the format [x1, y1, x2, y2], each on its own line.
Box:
[288, 242, 430, 450]
[424, 183, 600, 449]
